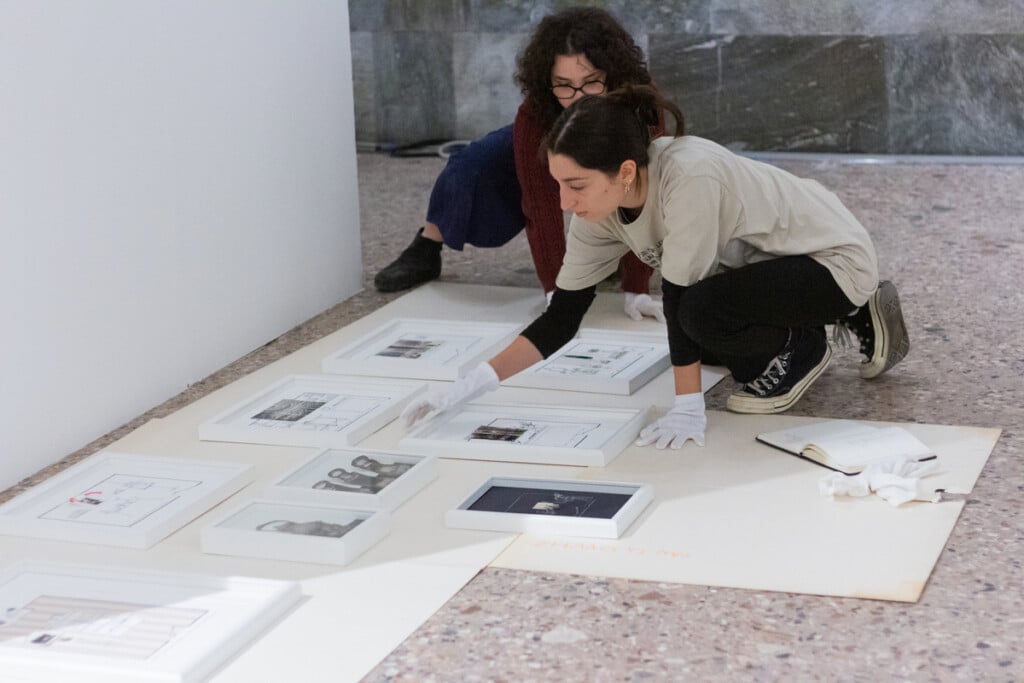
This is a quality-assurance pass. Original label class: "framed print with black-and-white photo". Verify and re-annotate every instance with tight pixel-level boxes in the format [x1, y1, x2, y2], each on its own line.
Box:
[266, 448, 437, 510]
[399, 402, 649, 467]
[502, 328, 670, 395]
[0, 452, 252, 549]
[446, 476, 654, 539]
[200, 499, 389, 566]
[0, 560, 300, 683]
[197, 374, 425, 448]
[322, 318, 522, 380]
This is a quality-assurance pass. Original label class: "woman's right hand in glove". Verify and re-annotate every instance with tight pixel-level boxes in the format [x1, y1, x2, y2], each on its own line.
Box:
[401, 362, 500, 429]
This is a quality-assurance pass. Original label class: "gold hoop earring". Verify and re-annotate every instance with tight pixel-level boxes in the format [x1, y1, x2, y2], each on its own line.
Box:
[624, 180, 632, 197]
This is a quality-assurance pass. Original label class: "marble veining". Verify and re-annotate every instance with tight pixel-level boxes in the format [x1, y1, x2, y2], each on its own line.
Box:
[350, 2, 1024, 154]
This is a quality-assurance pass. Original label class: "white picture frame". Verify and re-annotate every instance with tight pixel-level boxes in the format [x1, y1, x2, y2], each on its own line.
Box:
[502, 328, 671, 395]
[321, 318, 522, 380]
[200, 499, 389, 566]
[399, 402, 649, 467]
[446, 476, 654, 539]
[0, 452, 252, 549]
[0, 560, 300, 683]
[198, 374, 425, 448]
[265, 448, 438, 511]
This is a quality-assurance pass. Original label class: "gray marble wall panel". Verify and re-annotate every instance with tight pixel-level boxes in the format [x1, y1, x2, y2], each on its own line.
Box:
[349, 0, 468, 31]
[888, 34, 1024, 155]
[350, 1, 1024, 153]
[350, 31, 376, 145]
[453, 32, 527, 140]
[652, 35, 887, 152]
[374, 31, 455, 145]
[709, 0, 1024, 35]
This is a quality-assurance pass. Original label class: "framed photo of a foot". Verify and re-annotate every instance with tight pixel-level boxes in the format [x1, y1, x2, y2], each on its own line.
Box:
[200, 499, 389, 566]
[322, 318, 522, 380]
[198, 374, 425, 448]
[265, 448, 437, 510]
[398, 403, 649, 467]
[446, 477, 654, 539]
[0, 452, 252, 549]
[0, 560, 300, 683]
[502, 328, 671, 395]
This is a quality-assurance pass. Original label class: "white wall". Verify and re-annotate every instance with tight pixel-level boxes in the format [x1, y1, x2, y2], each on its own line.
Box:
[0, 1, 362, 489]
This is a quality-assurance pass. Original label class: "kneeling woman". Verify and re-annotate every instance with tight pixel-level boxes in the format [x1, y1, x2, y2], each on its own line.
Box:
[402, 86, 909, 448]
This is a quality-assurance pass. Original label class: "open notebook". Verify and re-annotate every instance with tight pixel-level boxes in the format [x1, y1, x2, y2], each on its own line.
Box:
[756, 420, 937, 475]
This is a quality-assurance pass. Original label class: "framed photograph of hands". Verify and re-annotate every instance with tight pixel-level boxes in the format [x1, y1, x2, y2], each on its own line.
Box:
[502, 328, 671, 395]
[0, 560, 300, 683]
[198, 374, 425, 448]
[265, 448, 437, 510]
[321, 318, 522, 380]
[0, 452, 252, 549]
[399, 402, 649, 467]
[446, 476, 654, 539]
[200, 500, 389, 566]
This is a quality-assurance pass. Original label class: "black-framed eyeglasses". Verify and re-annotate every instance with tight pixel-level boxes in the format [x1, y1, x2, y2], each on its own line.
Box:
[551, 80, 606, 99]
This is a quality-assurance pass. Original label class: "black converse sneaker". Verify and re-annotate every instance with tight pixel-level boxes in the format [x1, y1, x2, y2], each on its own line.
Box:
[373, 227, 443, 292]
[836, 280, 910, 379]
[726, 329, 832, 414]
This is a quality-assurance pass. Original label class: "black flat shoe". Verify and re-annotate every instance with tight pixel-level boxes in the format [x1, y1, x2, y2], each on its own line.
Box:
[373, 227, 443, 292]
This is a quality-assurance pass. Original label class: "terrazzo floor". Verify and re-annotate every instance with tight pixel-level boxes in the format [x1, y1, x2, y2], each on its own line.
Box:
[6, 152, 1022, 682]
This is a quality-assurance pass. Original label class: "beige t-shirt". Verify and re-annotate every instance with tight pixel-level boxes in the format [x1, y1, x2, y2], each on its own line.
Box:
[556, 136, 879, 306]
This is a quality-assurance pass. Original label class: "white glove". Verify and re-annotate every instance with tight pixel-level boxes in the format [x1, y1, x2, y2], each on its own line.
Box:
[819, 456, 941, 507]
[401, 362, 499, 429]
[624, 293, 666, 323]
[635, 392, 706, 449]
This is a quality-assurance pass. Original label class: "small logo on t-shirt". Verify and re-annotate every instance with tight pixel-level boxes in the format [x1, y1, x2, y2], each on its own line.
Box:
[637, 241, 663, 268]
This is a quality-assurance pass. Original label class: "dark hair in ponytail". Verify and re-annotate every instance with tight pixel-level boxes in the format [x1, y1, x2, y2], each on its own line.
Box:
[542, 85, 684, 176]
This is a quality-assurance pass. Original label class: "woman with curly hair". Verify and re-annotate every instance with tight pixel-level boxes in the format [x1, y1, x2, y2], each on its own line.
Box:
[373, 7, 663, 322]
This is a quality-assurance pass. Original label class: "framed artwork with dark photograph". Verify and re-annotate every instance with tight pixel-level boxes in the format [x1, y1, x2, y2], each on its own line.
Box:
[445, 477, 654, 539]
[399, 402, 649, 466]
[198, 374, 425, 448]
[502, 328, 671, 395]
[200, 499, 389, 565]
[0, 560, 300, 683]
[322, 318, 522, 380]
[0, 452, 253, 549]
[266, 448, 437, 510]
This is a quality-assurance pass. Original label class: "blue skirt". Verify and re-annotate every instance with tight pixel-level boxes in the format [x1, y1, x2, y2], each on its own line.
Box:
[427, 124, 525, 250]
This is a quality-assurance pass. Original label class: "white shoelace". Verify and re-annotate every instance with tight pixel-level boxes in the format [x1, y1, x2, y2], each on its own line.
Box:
[831, 321, 854, 350]
[746, 352, 790, 395]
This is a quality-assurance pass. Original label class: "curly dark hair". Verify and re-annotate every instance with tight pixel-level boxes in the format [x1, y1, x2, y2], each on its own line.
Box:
[514, 7, 652, 131]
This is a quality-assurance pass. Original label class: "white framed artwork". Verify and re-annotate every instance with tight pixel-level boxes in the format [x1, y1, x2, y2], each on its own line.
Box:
[265, 448, 437, 510]
[399, 402, 649, 467]
[503, 328, 671, 395]
[446, 476, 654, 539]
[321, 318, 522, 380]
[200, 499, 389, 566]
[0, 560, 300, 683]
[198, 374, 425, 448]
[0, 452, 252, 549]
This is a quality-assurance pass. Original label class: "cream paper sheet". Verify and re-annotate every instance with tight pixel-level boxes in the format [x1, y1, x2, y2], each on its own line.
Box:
[0, 284, 995, 683]
[491, 411, 998, 602]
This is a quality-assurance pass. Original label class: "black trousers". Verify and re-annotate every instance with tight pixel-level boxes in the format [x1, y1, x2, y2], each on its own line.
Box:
[663, 256, 858, 382]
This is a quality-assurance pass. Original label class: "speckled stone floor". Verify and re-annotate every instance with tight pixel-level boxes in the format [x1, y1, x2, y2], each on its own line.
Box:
[6, 152, 1022, 681]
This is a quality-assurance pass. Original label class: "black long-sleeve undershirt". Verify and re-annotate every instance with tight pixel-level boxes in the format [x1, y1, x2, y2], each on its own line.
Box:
[520, 286, 597, 358]
[661, 278, 701, 367]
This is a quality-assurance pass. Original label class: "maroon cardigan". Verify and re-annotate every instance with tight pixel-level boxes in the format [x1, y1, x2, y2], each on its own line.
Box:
[511, 102, 653, 295]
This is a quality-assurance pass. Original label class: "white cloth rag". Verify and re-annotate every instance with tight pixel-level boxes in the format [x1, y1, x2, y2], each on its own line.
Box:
[818, 456, 942, 507]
